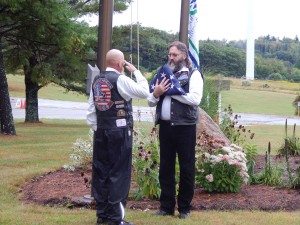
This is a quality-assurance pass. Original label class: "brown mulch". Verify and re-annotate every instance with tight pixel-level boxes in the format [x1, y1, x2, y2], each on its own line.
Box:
[20, 155, 300, 211]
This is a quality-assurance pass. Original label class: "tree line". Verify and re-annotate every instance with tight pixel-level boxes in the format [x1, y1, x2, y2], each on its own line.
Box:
[200, 36, 300, 81]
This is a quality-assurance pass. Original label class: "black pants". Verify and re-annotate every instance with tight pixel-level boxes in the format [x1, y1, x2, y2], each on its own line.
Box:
[158, 121, 196, 214]
[92, 127, 132, 222]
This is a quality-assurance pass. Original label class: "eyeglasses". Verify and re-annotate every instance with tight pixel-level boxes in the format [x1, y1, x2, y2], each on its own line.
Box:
[168, 53, 182, 58]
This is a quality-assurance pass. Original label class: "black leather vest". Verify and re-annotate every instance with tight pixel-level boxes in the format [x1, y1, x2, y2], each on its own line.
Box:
[92, 71, 133, 129]
[155, 69, 199, 126]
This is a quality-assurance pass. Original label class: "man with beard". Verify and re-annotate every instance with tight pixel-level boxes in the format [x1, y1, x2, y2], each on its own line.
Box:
[87, 49, 149, 225]
[148, 41, 203, 219]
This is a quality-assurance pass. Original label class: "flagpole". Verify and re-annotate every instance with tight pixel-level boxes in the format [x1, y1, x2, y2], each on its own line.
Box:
[97, 0, 113, 71]
[179, 0, 189, 46]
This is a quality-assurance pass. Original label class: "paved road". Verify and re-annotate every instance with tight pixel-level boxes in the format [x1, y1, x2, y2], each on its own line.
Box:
[11, 98, 156, 122]
[11, 97, 300, 125]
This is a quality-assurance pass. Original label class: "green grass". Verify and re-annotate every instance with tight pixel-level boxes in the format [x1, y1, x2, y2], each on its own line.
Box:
[7, 74, 88, 102]
[3, 74, 300, 224]
[1, 121, 300, 224]
[246, 124, 295, 154]
[222, 88, 296, 116]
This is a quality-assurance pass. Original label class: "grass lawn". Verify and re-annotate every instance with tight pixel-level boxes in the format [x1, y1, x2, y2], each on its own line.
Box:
[220, 77, 300, 116]
[2, 74, 300, 224]
[221, 88, 297, 116]
[1, 120, 300, 225]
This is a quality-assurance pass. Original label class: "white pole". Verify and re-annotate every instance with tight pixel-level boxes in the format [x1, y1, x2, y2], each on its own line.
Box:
[246, 0, 254, 80]
[137, 0, 140, 70]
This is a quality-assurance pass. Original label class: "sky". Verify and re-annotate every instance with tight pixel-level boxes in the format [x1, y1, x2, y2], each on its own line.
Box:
[84, 0, 300, 41]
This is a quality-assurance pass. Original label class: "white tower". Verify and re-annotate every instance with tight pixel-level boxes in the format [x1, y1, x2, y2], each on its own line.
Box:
[246, 0, 254, 80]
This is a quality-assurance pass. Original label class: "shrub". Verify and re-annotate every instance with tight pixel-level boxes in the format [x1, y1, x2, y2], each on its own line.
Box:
[132, 127, 160, 200]
[278, 122, 300, 156]
[63, 129, 93, 171]
[220, 105, 255, 147]
[291, 167, 300, 189]
[255, 142, 282, 186]
[241, 81, 251, 86]
[268, 73, 283, 81]
[292, 93, 300, 116]
[195, 143, 249, 193]
[244, 144, 258, 184]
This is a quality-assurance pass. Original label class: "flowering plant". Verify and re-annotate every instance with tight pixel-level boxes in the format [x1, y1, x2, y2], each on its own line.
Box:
[132, 126, 160, 200]
[63, 129, 93, 171]
[196, 143, 249, 193]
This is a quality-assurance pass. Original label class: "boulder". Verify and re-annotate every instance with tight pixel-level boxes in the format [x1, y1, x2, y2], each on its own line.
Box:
[197, 107, 230, 146]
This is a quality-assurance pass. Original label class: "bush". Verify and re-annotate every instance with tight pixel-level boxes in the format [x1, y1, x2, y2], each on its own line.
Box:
[267, 73, 283, 81]
[255, 143, 282, 186]
[241, 81, 251, 86]
[220, 105, 255, 147]
[195, 144, 249, 193]
[132, 126, 160, 200]
[278, 123, 300, 156]
[63, 129, 93, 171]
[244, 144, 258, 184]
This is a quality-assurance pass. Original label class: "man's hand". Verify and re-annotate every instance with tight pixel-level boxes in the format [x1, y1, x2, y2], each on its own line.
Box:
[123, 60, 137, 73]
[153, 77, 171, 98]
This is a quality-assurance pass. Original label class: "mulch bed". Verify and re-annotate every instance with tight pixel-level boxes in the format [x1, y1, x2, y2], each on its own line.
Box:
[19, 155, 300, 211]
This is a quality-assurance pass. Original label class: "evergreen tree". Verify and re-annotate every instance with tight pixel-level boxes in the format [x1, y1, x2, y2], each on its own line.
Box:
[0, 0, 130, 123]
[0, 42, 16, 135]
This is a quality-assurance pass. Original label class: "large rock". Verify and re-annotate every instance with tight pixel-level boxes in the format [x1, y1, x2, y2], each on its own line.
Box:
[197, 107, 230, 146]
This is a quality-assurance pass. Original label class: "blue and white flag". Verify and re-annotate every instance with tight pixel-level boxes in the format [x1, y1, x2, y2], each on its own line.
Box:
[188, 0, 200, 70]
[149, 65, 186, 96]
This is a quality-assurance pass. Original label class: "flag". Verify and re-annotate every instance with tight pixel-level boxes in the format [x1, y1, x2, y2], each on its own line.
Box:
[188, 0, 200, 70]
[149, 65, 186, 96]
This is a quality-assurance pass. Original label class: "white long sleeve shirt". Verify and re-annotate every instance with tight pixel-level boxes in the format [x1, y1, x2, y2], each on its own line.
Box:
[147, 67, 203, 121]
[86, 67, 149, 131]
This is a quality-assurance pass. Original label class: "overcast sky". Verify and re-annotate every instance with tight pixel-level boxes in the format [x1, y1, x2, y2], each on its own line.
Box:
[84, 0, 300, 41]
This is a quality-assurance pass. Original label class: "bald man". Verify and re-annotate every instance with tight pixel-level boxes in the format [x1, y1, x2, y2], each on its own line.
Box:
[87, 49, 149, 225]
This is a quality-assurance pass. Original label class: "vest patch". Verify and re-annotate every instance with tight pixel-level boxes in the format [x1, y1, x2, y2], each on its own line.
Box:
[116, 104, 125, 109]
[117, 109, 126, 117]
[116, 118, 126, 127]
[93, 78, 114, 111]
[115, 100, 124, 104]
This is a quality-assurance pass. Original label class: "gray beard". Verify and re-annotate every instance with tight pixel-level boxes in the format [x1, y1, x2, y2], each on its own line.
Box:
[168, 61, 185, 73]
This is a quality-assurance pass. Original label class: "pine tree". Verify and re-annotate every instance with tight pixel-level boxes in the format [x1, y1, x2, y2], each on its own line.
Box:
[0, 42, 16, 135]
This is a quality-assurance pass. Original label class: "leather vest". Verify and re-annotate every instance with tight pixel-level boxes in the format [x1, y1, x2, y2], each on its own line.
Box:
[155, 69, 199, 126]
[92, 71, 133, 129]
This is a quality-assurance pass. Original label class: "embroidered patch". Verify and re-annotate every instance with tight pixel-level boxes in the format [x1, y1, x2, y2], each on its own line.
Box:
[116, 118, 126, 127]
[93, 78, 114, 111]
[117, 109, 126, 117]
[115, 100, 124, 104]
[116, 104, 125, 109]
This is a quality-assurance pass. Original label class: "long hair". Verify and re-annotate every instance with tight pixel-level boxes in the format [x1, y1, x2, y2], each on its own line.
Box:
[168, 41, 192, 69]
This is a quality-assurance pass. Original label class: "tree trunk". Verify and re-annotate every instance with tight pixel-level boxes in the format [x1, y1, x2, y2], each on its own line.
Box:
[24, 57, 40, 123]
[0, 42, 16, 135]
[24, 77, 39, 122]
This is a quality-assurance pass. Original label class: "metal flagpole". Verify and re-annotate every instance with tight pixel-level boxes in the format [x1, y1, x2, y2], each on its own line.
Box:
[97, 0, 113, 71]
[179, 0, 189, 46]
[85, 0, 113, 202]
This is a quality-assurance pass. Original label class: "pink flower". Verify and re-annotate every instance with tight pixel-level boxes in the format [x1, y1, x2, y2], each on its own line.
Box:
[205, 174, 214, 182]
